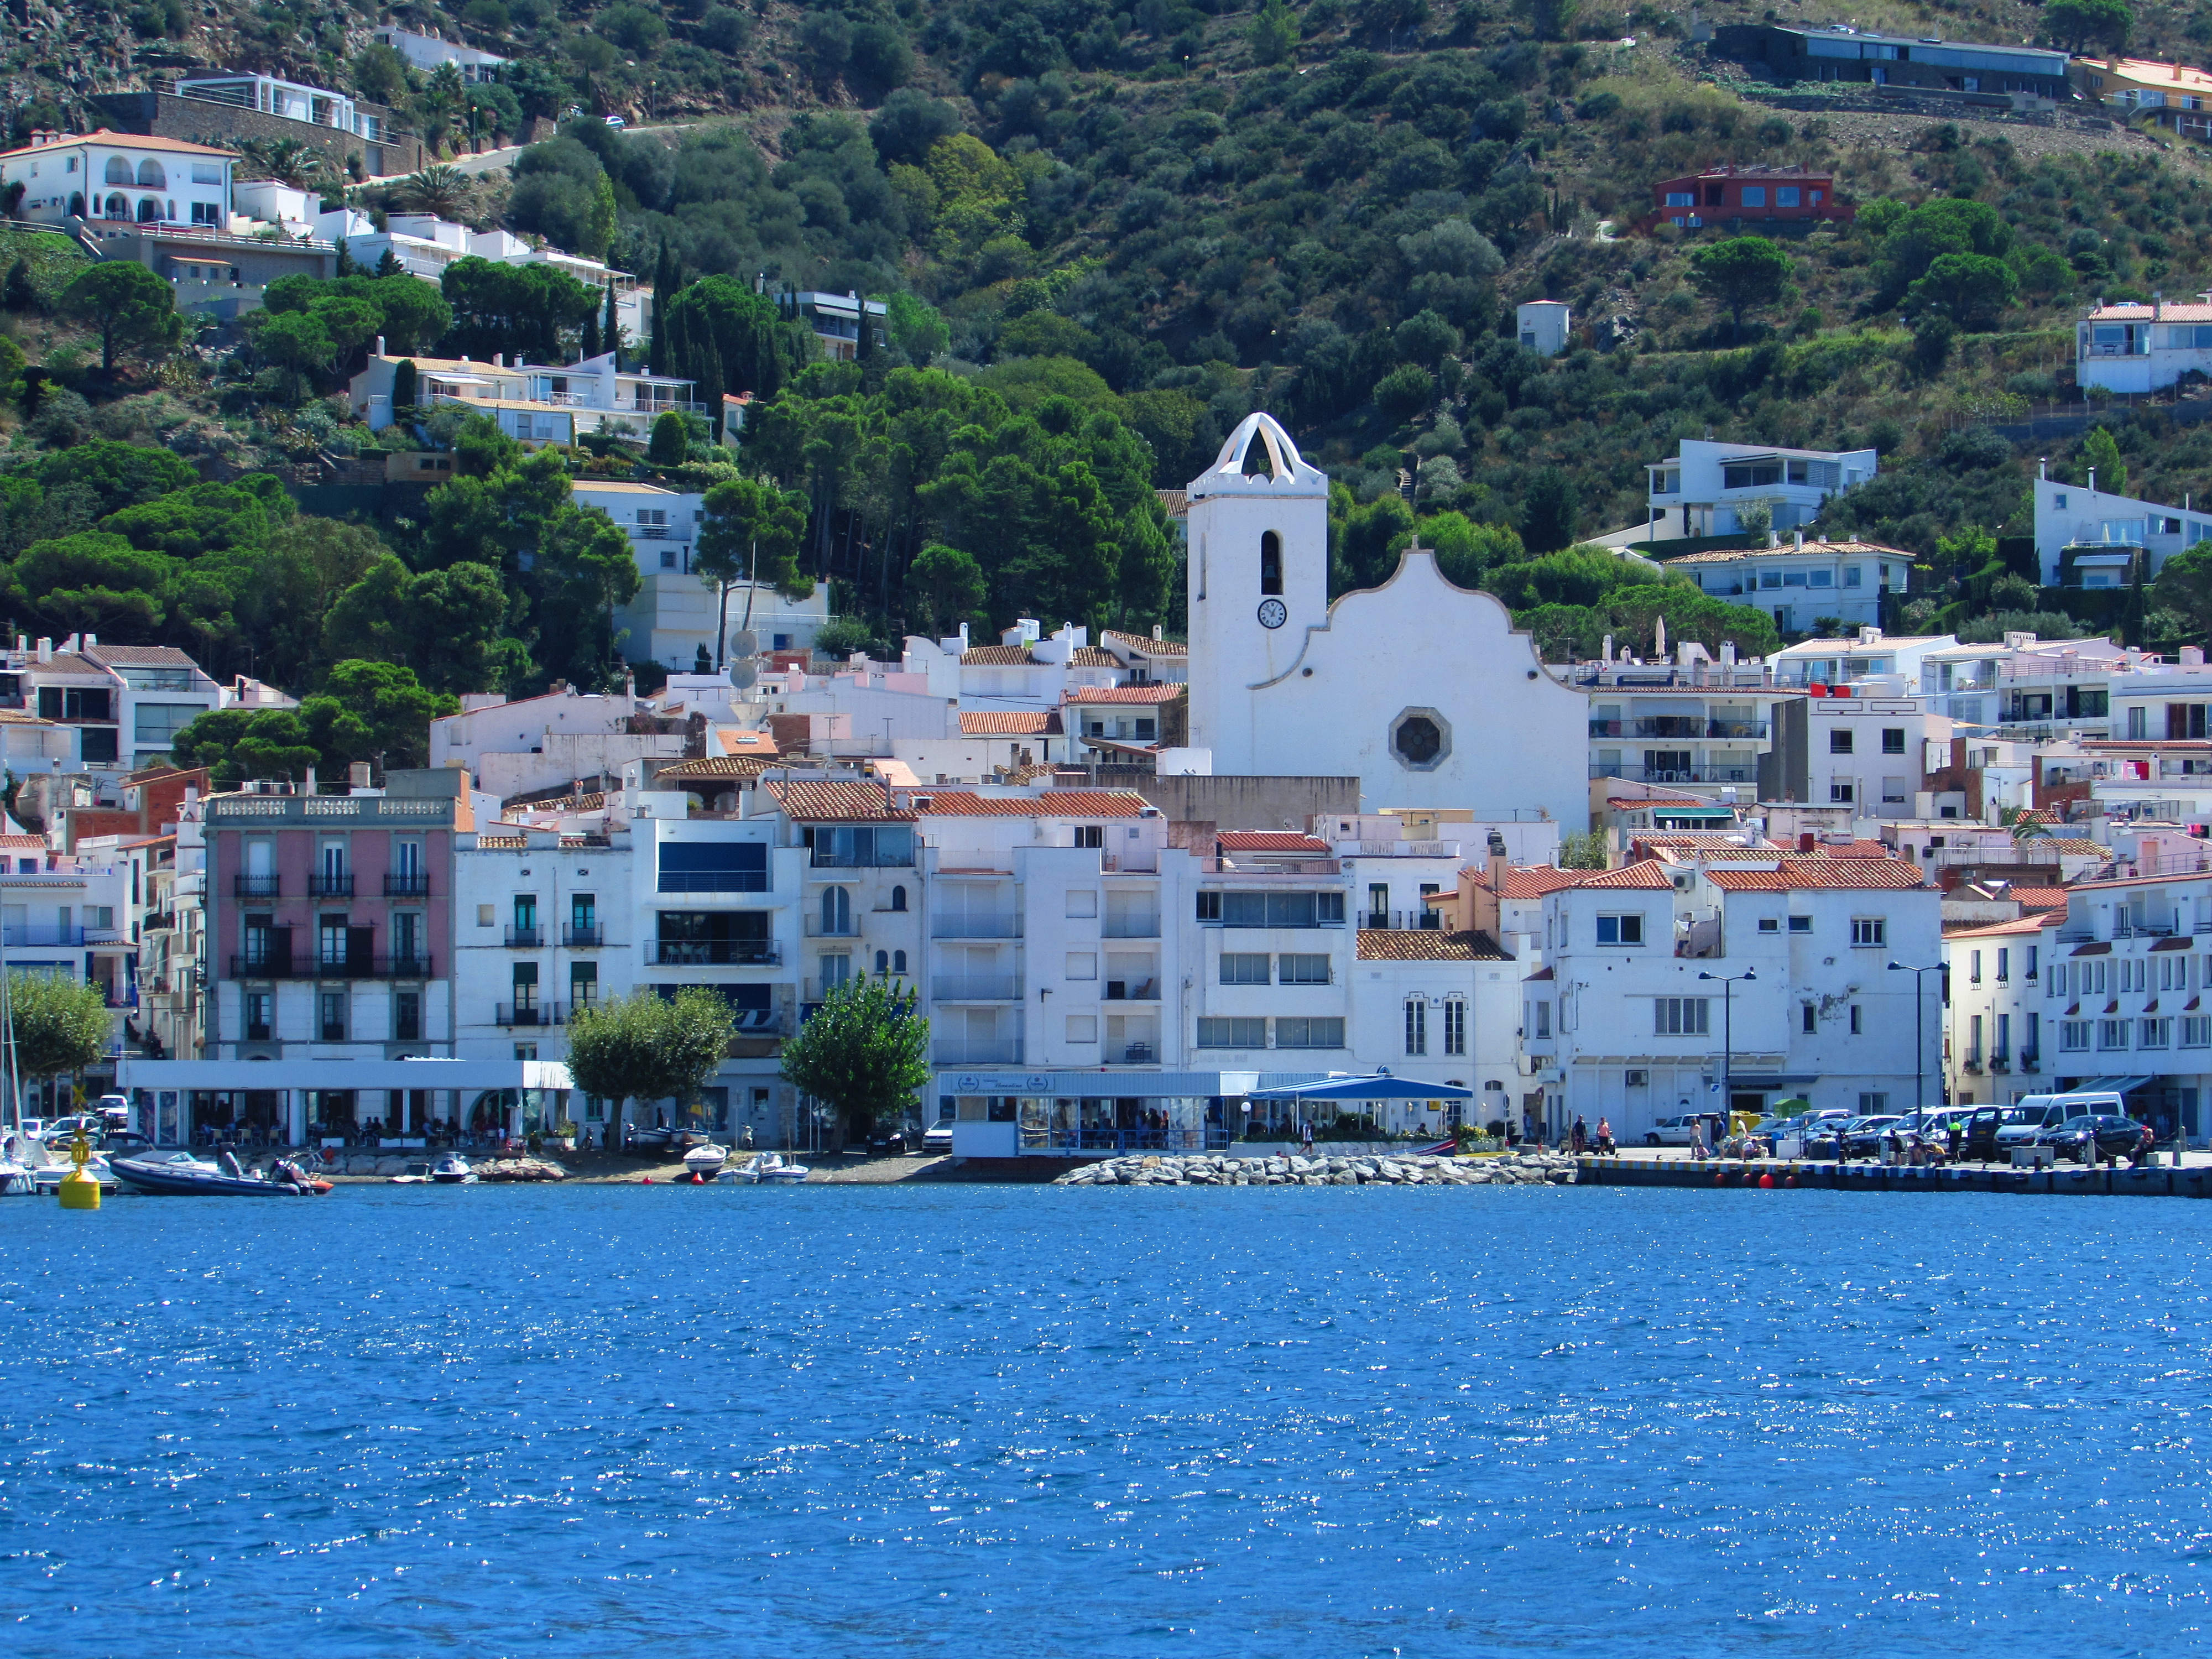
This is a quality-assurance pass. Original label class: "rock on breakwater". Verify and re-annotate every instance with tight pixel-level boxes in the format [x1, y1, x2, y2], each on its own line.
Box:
[1053, 1151, 1578, 1187]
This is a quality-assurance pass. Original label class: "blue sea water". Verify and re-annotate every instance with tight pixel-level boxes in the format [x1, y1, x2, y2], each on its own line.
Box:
[2, 1182, 2208, 1657]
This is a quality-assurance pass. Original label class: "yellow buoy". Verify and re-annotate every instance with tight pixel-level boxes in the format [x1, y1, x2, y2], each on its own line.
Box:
[56, 1129, 99, 1211]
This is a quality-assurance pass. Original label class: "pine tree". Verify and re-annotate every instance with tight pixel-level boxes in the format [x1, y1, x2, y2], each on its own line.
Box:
[334, 238, 358, 278]
[855, 293, 874, 362]
[2, 258, 36, 314]
[375, 247, 404, 279]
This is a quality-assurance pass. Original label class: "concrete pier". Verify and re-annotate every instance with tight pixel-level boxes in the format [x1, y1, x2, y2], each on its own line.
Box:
[1577, 1156, 2212, 1197]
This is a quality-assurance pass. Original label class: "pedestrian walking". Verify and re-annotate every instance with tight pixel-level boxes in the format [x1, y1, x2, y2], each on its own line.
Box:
[1571, 1115, 1588, 1155]
[1595, 1116, 1614, 1155]
[1947, 1119, 1963, 1163]
[1690, 1118, 1708, 1162]
[1301, 1118, 1314, 1153]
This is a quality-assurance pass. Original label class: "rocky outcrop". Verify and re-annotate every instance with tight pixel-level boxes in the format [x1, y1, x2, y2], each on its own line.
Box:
[1052, 1152, 1578, 1187]
[476, 1157, 568, 1182]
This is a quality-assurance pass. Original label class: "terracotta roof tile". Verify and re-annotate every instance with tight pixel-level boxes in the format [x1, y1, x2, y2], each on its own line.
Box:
[1467, 864, 1586, 899]
[1706, 856, 1928, 891]
[1944, 915, 2056, 939]
[959, 711, 1062, 735]
[1356, 928, 1512, 961]
[1571, 859, 1677, 889]
[1606, 795, 1720, 809]
[1068, 647, 1119, 667]
[2048, 839, 2114, 857]
[1659, 538, 1917, 566]
[765, 779, 916, 821]
[1218, 831, 1331, 853]
[1064, 684, 1186, 705]
[79, 644, 203, 669]
[961, 645, 1039, 666]
[0, 129, 237, 159]
[2007, 886, 2073, 910]
[1103, 629, 1188, 656]
[909, 789, 1150, 817]
[657, 755, 772, 780]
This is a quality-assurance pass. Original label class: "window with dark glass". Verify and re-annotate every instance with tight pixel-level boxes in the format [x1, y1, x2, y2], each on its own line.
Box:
[658, 839, 770, 891]
[1260, 530, 1282, 596]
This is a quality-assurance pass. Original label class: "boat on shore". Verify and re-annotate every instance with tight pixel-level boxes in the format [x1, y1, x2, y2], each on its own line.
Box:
[430, 1154, 477, 1185]
[684, 1144, 729, 1176]
[723, 1151, 810, 1185]
[110, 1150, 328, 1197]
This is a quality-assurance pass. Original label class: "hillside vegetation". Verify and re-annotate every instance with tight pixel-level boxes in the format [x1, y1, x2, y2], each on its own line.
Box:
[10, 0, 2212, 711]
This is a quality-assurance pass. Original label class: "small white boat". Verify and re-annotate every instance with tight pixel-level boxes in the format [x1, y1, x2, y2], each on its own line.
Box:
[388, 1161, 436, 1185]
[729, 1151, 810, 1185]
[30, 1153, 115, 1194]
[683, 1144, 729, 1176]
[430, 1154, 477, 1185]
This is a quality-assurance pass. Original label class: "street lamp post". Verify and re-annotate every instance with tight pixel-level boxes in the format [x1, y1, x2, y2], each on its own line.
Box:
[1698, 968, 1755, 1140]
[1888, 961, 1943, 1116]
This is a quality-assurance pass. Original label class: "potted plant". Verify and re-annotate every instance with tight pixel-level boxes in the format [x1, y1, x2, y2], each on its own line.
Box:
[552, 1117, 578, 1152]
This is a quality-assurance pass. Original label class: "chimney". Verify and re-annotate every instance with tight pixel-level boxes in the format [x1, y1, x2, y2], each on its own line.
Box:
[1798, 831, 1817, 853]
[2038, 456, 2048, 479]
[2089, 467, 2097, 492]
[82, 632, 95, 649]
[349, 761, 373, 791]
[375, 335, 386, 356]
[494, 352, 504, 367]
[2156, 290, 2165, 319]
[1152, 624, 1162, 640]
[2184, 646, 2206, 666]
[1793, 530, 1804, 550]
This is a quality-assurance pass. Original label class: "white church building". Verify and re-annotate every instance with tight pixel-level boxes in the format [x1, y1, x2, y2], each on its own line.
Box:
[1184, 414, 1591, 826]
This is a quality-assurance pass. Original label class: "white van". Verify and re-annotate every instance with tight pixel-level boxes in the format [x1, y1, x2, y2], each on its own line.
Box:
[1995, 1091, 2125, 1152]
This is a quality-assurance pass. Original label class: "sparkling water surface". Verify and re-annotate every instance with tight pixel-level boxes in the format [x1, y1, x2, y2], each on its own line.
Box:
[3, 1183, 2208, 1657]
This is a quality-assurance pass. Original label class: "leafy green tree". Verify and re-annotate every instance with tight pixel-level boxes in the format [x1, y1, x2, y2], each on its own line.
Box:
[1373, 363, 1433, 422]
[169, 706, 324, 784]
[392, 358, 418, 413]
[4, 531, 176, 638]
[779, 973, 930, 1143]
[1691, 236, 1792, 340]
[1248, 0, 1298, 62]
[439, 257, 599, 364]
[2081, 426, 2127, 496]
[296, 660, 460, 771]
[1519, 467, 1580, 554]
[566, 988, 738, 1133]
[61, 260, 181, 373]
[659, 275, 813, 404]
[8, 971, 114, 1084]
[1906, 253, 2019, 331]
[2153, 540, 2212, 644]
[2046, 0, 2130, 53]
[174, 517, 389, 686]
[400, 163, 476, 220]
[1875, 198, 2012, 306]
[322, 554, 519, 692]
[697, 476, 810, 666]
[649, 410, 691, 466]
[526, 504, 643, 691]
[33, 441, 193, 508]
[909, 542, 988, 631]
[100, 481, 283, 559]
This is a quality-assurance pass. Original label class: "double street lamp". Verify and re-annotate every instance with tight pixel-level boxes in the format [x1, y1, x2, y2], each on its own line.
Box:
[1888, 960, 1943, 1112]
[1698, 967, 1756, 1130]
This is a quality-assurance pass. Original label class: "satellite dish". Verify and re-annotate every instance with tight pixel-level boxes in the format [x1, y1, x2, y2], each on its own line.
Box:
[727, 629, 759, 658]
[729, 661, 758, 689]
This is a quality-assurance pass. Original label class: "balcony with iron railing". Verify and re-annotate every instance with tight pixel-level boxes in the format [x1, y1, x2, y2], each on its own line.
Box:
[496, 1002, 566, 1027]
[308, 873, 354, 898]
[648, 940, 780, 966]
[1587, 717, 1772, 740]
[933, 975, 1023, 1001]
[506, 924, 543, 948]
[564, 922, 604, 947]
[1194, 858, 1343, 876]
[234, 874, 281, 898]
[803, 915, 863, 937]
[227, 953, 434, 979]
[383, 872, 430, 897]
[1363, 909, 1443, 931]
[931, 914, 1024, 939]
[1101, 915, 1162, 938]
[1587, 764, 1760, 785]
[931, 1035, 1026, 1065]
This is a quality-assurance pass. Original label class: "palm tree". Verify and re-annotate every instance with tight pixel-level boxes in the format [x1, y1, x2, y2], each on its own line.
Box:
[242, 137, 332, 191]
[399, 163, 474, 221]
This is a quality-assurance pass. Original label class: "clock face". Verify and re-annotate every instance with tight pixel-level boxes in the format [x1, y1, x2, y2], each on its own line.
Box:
[1257, 598, 1288, 629]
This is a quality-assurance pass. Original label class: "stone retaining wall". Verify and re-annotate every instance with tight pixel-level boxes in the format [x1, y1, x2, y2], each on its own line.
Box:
[90, 91, 424, 178]
[1055, 1151, 1577, 1187]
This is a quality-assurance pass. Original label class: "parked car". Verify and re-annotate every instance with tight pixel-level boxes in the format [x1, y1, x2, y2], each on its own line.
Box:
[603, 114, 627, 128]
[98, 1130, 153, 1157]
[867, 1128, 907, 1157]
[1841, 1115, 1906, 1159]
[1996, 1092, 2121, 1155]
[2036, 1114, 2154, 1164]
[1959, 1103, 2039, 1160]
[1643, 1113, 1715, 1147]
[38, 1114, 104, 1145]
[921, 1119, 954, 1153]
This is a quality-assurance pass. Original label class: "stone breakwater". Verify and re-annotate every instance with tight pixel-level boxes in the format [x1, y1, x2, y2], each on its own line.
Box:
[1053, 1151, 1578, 1187]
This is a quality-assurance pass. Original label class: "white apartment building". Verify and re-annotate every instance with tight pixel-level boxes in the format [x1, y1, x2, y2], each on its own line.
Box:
[1643, 439, 1878, 543]
[1807, 693, 1952, 818]
[795, 291, 888, 361]
[2074, 298, 2212, 395]
[1770, 628, 1957, 693]
[372, 25, 508, 81]
[1352, 927, 1514, 1138]
[1521, 851, 1939, 1135]
[1583, 675, 1796, 790]
[2030, 469, 2212, 586]
[176, 71, 386, 142]
[0, 129, 233, 227]
[349, 348, 694, 446]
[0, 637, 224, 773]
[1662, 536, 1912, 632]
[1921, 633, 2128, 737]
[1947, 868, 2212, 1141]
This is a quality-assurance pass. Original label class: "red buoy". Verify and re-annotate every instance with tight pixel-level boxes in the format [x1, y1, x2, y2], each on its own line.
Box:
[691, 1171, 705, 1184]
[642, 1175, 653, 1185]
[1759, 1172, 1776, 1188]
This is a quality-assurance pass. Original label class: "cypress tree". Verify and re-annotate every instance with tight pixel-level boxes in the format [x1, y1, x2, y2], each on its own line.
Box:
[581, 310, 601, 361]
[392, 357, 418, 415]
[602, 279, 619, 365]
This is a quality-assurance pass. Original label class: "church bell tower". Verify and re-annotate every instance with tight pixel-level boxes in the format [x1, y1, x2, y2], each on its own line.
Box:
[1183, 413, 1330, 769]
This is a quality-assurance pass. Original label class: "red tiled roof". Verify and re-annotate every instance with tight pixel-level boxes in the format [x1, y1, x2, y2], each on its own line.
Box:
[1103, 629, 1188, 656]
[959, 711, 1062, 735]
[1572, 859, 1677, 889]
[1707, 856, 1928, 891]
[2008, 886, 2072, 910]
[1218, 831, 1331, 853]
[0, 835, 45, 850]
[1355, 928, 1511, 961]
[765, 779, 916, 821]
[908, 790, 1150, 817]
[1063, 684, 1185, 704]
[1068, 647, 1119, 667]
[961, 646, 1039, 666]
[1466, 864, 1586, 899]
[1606, 795, 1720, 810]
[1944, 915, 2055, 939]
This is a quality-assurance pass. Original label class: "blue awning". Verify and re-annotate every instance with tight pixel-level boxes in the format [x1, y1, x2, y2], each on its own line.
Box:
[1245, 1074, 1476, 1102]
